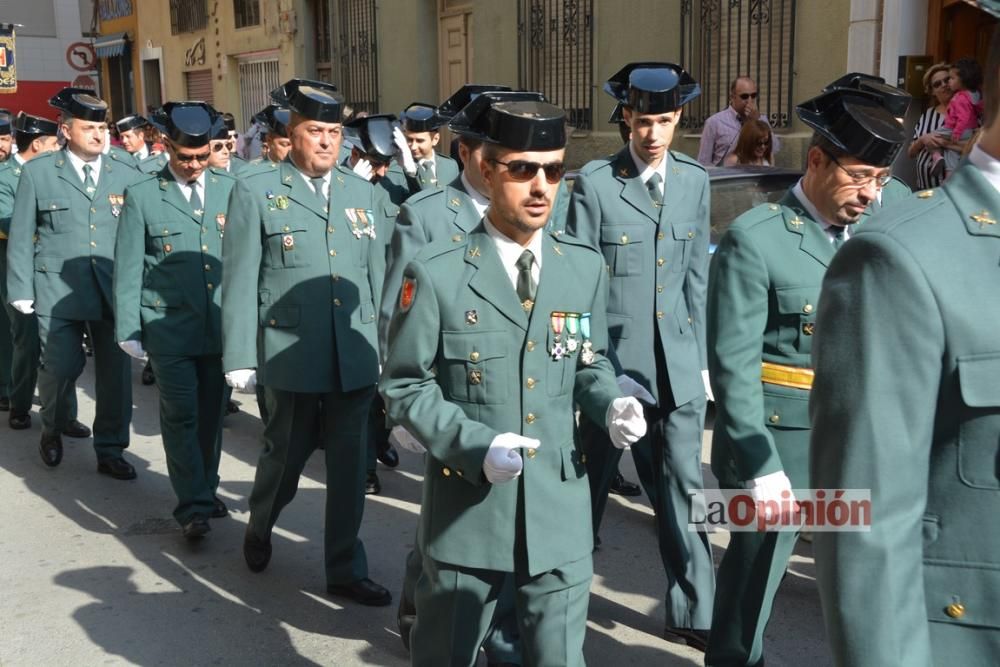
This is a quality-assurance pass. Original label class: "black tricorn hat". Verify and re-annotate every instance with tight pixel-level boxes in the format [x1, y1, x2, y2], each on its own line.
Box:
[453, 95, 566, 151]
[115, 114, 148, 133]
[797, 88, 907, 167]
[271, 79, 344, 124]
[400, 103, 445, 132]
[604, 62, 700, 114]
[254, 104, 291, 138]
[0, 110, 10, 135]
[823, 72, 912, 119]
[49, 87, 108, 122]
[149, 102, 224, 148]
[448, 90, 548, 138]
[343, 114, 398, 162]
[14, 111, 59, 137]
[438, 84, 513, 120]
[222, 112, 236, 133]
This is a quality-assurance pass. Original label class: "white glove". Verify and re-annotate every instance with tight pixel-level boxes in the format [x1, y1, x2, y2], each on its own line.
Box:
[616, 374, 655, 405]
[483, 433, 540, 484]
[225, 368, 257, 393]
[606, 396, 647, 449]
[118, 340, 147, 360]
[392, 126, 417, 176]
[747, 471, 799, 522]
[702, 369, 715, 402]
[352, 157, 374, 181]
[10, 299, 34, 315]
[389, 425, 426, 454]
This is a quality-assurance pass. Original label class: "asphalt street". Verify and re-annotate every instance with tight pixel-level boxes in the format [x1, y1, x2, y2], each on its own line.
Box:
[0, 359, 831, 666]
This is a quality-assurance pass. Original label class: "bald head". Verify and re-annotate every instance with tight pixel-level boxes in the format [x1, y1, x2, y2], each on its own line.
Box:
[730, 76, 759, 119]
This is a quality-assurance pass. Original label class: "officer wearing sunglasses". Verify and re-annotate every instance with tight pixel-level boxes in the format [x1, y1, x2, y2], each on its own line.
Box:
[698, 76, 781, 166]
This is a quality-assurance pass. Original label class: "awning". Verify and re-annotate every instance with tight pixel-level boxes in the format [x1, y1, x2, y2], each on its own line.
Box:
[94, 32, 128, 59]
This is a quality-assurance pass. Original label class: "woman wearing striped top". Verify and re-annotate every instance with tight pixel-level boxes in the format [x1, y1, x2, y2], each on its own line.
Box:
[907, 62, 953, 190]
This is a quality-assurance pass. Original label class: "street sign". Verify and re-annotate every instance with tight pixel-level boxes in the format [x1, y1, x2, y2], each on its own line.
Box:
[66, 42, 96, 72]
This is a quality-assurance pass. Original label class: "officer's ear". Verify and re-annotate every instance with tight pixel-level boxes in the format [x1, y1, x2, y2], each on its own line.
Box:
[806, 145, 827, 173]
[430, 131, 440, 148]
[480, 151, 496, 190]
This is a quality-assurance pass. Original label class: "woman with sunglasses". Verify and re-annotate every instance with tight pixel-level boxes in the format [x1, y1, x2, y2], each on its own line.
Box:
[723, 119, 773, 167]
[907, 62, 953, 189]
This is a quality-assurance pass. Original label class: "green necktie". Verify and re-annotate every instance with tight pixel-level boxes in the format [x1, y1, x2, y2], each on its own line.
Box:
[515, 249, 536, 309]
[83, 163, 97, 197]
[310, 176, 327, 206]
[419, 160, 435, 185]
[189, 180, 202, 216]
[646, 172, 663, 207]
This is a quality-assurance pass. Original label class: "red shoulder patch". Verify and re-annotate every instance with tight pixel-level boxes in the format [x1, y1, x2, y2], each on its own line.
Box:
[400, 277, 417, 312]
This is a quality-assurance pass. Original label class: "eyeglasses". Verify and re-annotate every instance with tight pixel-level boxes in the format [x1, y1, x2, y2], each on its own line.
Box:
[823, 149, 892, 188]
[212, 140, 235, 152]
[931, 76, 952, 89]
[756, 139, 771, 147]
[738, 92, 759, 100]
[489, 158, 566, 184]
[175, 150, 211, 164]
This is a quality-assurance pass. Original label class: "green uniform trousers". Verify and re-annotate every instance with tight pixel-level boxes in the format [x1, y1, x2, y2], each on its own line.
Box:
[37, 314, 131, 458]
[248, 384, 373, 585]
[411, 553, 592, 667]
[582, 394, 713, 630]
[149, 354, 226, 524]
[0, 239, 13, 400]
[402, 521, 523, 663]
[705, 426, 809, 667]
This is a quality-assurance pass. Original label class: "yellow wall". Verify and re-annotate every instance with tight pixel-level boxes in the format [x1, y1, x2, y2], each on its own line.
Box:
[98, 11, 140, 118]
[375, 0, 438, 114]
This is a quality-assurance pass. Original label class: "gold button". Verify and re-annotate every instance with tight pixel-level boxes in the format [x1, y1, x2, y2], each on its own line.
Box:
[333, 298, 342, 306]
[656, 311, 664, 320]
[154, 299, 161, 306]
[163, 229, 169, 234]
[470, 351, 480, 362]
[456, 469, 463, 477]
[202, 245, 208, 251]
[657, 232, 664, 240]
[331, 274, 339, 281]
[580, 453, 587, 464]
[769, 414, 780, 424]
[269, 318, 277, 326]
[452, 234, 462, 242]
[201, 228, 206, 234]
[442, 467, 452, 477]
[90, 209, 96, 214]
[687, 316, 693, 324]
[526, 377, 536, 389]
[51, 204, 57, 210]
[803, 304, 814, 314]
[945, 602, 965, 619]
[329, 249, 336, 256]
[90, 224, 96, 230]
[89, 241, 96, 247]
[282, 225, 290, 232]
[657, 258, 665, 267]
[526, 341, 536, 352]
[204, 264, 211, 270]
[527, 448, 537, 459]
[688, 231, 694, 239]
[327, 226, 334, 233]
[525, 413, 536, 424]
[206, 282, 214, 289]
[656, 285, 664, 293]
[620, 234, 629, 244]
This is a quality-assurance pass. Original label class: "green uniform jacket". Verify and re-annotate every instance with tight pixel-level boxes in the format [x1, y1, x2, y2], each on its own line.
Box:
[810, 163, 1000, 667]
[221, 160, 388, 393]
[113, 167, 237, 356]
[406, 153, 460, 192]
[380, 226, 621, 575]
[707, 191, 832, 482]
[137, 152, 169, 174]
[0, 159, 22, 237]
[567, 148, 710, 406]
[7, 149, 143, 319]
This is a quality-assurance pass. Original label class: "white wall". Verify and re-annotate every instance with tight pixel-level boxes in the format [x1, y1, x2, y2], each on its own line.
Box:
[3, 0, 92, 81]
[880, 0, 930, 82]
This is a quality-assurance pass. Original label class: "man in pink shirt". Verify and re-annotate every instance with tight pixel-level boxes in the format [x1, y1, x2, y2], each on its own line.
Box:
[698, 76, 780, 166]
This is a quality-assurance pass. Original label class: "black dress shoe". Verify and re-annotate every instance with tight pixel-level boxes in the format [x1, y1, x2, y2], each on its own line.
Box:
[210, 496, 229, 518]
[141, 362, 155, 385]
[327, 577, 392, 606]
[377, 441, 400, 468]
[609, 471, 642, 497]
[39, 432, 63, 467]
[62, 419, 92, 438]
[225, 400, 239, 415]
[397, 594, 416, 651]
[663, 627, 709, 652]
[9, 412, 31, 430]
[365, 471, 381, 495]
[244, 525, 272, 573]
[97, 457, 137, 480]
[182, 515, 211, 540]
[0, 395, 10, 411]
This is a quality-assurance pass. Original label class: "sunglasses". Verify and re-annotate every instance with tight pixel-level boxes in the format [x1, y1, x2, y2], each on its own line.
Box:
[931, 76, 952, 89]
[756, 139, 771, 147]
[212, 140, 235, 152]
[175, 150, 211, 164]
[489, 158, 566, 184]
[738, 92, 759, 100]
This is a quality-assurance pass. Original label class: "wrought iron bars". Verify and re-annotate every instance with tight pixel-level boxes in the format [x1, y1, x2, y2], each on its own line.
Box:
[335, 0, 379, 115]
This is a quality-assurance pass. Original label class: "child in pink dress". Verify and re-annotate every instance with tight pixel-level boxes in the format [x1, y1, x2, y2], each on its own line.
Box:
[930, 58, 983, 178]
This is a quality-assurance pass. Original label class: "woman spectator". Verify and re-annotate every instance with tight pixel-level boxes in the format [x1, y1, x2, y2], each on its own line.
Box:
[908, 62, 952, 189]
[723, 119, 773, 166]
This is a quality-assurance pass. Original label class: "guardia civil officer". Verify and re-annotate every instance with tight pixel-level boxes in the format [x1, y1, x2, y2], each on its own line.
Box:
[0, 111, 12, 410]
[7, 88, 142, 476]
[705, 85, 906, 666]
[250, 104, 292, 165]
[398, 102, 459, 191]
[222, 78, 392, 605]
[114, 103, 236, 540]
[343, 113, 411, 210]
[0, 110, 11, 162]
[381, 87, 550, 663]
[1, 112, 87, 434]
[566, 62, 715, 649]
[115, 115, 153, 163]
[381, 96, 647, 666]
[810, 3, 1000, 664]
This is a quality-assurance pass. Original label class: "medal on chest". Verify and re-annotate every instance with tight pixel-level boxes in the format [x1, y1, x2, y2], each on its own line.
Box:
[580, 312, 595, 365]
[550, 311, 566, 360]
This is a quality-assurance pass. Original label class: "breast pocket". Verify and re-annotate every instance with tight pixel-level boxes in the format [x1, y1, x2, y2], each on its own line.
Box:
[956, 353, 1000, 490]
[774, 286, 819, 356]
[38, 198, 71, 232]
[599, 224, 644, 277]
[263, 217, 309, 268]
[146, 223, 186, 259]
[440, 330, 509, 404]
[670, 222, 699, 274]
[545, 323, 578, 397]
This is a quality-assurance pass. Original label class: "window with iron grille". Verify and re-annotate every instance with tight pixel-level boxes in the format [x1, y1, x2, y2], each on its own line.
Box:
[334, 0, 379, 115]
[314, 0, 332, 65]
[516, 0, 594, 131]
[171, 0, 208, 34]
[99, 0, 133, 21]
[234, 0, 261, 29]
[680, 0, 797, 130]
